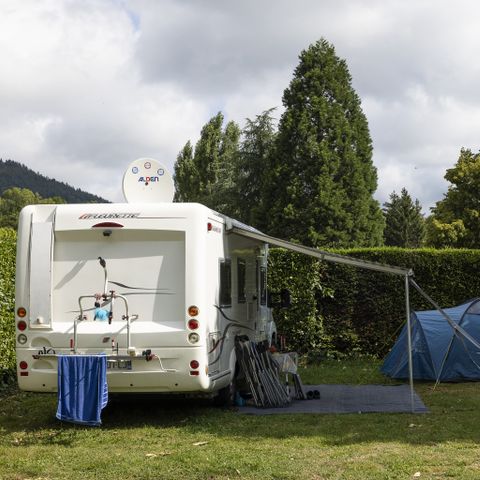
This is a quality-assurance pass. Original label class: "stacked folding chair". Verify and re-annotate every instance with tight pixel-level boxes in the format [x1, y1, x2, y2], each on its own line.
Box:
[235, 337, 290, 408]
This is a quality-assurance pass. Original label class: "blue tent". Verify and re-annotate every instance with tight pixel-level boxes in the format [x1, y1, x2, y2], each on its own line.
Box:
[382, 298, 480, 381]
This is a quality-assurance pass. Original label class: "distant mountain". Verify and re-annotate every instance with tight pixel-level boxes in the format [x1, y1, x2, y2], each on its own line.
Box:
[0, 159, 108, 203]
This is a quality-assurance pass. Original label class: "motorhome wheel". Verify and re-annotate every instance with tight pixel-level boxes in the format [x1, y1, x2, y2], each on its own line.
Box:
[213, 380, 236, 407]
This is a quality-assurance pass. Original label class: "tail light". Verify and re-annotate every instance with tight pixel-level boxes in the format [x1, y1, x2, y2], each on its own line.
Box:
[19, 361, 28, 370]
[17, 321, 27, 331]
[190, 360, 199, 369]
[17, 307, 27, 318]
[188, 319, 199, 330]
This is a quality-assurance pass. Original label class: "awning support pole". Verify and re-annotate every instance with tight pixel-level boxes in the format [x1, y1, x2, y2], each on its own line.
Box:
[405, 274, 415, 413]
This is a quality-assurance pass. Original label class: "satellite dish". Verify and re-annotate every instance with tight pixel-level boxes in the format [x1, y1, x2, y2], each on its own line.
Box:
[122, 158, 174, 203]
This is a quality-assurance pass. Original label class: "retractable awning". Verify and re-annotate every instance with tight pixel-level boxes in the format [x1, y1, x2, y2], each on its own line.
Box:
[224, 218, 413, 277]
[224, 217, 418, 410]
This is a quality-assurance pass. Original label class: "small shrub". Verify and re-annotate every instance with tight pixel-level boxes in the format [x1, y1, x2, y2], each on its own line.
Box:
[0, 228, 16, 379]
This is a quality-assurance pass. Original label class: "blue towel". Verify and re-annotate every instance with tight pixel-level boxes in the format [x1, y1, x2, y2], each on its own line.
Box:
[56, 355, 108, 426]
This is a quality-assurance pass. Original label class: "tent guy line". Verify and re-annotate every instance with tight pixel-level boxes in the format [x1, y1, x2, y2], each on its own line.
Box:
[408, 281, 480, 387]
[409, 279, 480, 352]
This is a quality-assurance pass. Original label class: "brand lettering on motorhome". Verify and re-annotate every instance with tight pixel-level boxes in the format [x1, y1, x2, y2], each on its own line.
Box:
[37, 346, 56, 356]
[79, 213, 140, 220]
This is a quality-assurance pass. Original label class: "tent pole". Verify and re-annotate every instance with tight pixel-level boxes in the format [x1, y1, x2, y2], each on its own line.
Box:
[434, 334, 455, 390]
[405, 275, 415, 413]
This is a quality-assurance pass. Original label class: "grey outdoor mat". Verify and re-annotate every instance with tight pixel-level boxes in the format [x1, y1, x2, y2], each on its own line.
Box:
[237, 384, 428, 414]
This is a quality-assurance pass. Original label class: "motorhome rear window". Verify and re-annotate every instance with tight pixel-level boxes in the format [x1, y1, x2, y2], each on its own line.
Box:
[219, 259, 232, 307]
[237, 259, 246, 304]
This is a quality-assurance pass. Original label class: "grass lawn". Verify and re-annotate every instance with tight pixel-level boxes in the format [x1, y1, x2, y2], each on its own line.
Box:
[1, 358, 480, 479]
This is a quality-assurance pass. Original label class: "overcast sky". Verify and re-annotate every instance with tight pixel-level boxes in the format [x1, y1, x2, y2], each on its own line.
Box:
[1, 0, 479, 211]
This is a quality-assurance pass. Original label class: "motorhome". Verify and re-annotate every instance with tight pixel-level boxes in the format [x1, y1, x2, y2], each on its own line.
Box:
[15, 159, 276, 401]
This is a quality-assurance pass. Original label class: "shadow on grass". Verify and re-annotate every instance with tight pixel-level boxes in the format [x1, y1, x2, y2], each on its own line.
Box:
[2, 382, 480, 447]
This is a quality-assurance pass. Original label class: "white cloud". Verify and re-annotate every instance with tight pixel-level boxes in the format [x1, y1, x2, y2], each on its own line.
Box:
[0, 0, 211, 201]
[0, 0, 479, 212]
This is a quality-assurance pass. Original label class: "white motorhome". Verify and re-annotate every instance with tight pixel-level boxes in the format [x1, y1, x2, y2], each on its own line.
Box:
[15, 159, 276, 401]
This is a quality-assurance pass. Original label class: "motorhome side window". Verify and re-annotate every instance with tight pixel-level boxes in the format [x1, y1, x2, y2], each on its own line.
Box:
[237, 259, 246, 303]
[260, 266, 267, 306]
[219, 259, 232, 307]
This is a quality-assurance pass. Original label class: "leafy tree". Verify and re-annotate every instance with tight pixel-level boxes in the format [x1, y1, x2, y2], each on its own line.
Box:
[173, 141, 196, 202]
[425, 217, 467, 248]
[173, 113, 241, 214]
[192, 112, 225, 204]
[426, 148, 480, 248]
[234, 108, 277, 229]
[383, 188, 425, 247]
[211, 120, 241, 217]
[265, 39, 384, 247]
[0, 187, 65, 229]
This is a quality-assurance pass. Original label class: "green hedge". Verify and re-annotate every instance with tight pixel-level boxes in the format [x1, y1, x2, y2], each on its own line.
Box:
[268, 250, 330, 353]
[0, 228, 16, 384]
[1, 235, 480, 373]
[270, 248, 480, 357]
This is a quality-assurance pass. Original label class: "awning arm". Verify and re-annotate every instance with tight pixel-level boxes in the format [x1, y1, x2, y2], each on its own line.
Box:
[226, 224, 413, 277]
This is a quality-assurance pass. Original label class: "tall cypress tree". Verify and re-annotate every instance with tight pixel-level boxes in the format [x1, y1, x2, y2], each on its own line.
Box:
[266, 39, 384, 247]
[383, 188, 425, 247]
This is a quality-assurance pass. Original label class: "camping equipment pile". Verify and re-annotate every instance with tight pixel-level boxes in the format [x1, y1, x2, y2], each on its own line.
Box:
[235, 337, 309, 407]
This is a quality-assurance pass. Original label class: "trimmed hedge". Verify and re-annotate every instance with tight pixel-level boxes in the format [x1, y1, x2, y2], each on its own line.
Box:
[270, 248, 480, 357]
[0, 228, 16, 384]
[268, 250, 330, 353]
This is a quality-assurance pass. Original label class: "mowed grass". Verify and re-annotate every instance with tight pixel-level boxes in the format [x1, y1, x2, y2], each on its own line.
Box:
[1, 359, 480, 480]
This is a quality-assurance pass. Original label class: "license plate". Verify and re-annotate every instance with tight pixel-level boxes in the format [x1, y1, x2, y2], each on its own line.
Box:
[107, 360, 132, 370]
